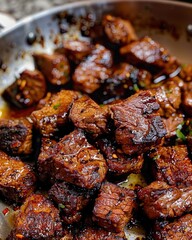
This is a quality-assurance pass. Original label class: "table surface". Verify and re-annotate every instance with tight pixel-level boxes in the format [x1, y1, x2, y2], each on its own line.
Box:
[0, 0, 85, 20]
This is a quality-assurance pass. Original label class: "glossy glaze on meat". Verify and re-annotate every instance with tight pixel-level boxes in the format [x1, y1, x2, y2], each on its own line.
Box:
[1, 12, 192, 240]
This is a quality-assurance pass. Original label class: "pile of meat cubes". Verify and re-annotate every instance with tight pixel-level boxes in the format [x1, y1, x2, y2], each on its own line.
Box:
[0, 14, 192, 240]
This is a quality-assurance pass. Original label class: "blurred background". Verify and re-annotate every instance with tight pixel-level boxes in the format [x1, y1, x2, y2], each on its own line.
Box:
[0, 0, 191, 20]
[0, 0, 83, 20]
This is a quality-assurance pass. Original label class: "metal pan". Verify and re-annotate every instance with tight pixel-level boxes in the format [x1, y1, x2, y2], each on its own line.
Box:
[0, 0, 191, 239]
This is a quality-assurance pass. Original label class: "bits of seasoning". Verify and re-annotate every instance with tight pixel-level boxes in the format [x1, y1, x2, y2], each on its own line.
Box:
[58, 203, 65, 209]
[2, 207, 10, 216]
[26, 32, 37, 45]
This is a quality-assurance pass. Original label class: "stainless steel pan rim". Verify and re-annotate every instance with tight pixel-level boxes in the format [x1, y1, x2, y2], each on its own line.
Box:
[0, 0, 192, 38]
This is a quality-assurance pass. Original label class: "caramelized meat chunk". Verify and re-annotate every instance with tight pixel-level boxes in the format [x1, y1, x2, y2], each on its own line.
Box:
[138, 181, 192, 219]
[0, 118, 33, 155]
[13, 194, 63, 239]
[59, 39, 93, 64]
[52, 129, 107, 189]
[31, 90, 79, 136]
[110, 90, 166, 155]
[0, 151, 36, 203]
[151, 78, 182, 117]
[163, 114, 184, 141]
[91, 62, 152, 104]
[33, 52, 70, 85]
[152, 214, 192, 240]
[150, 145, 192, 187]
[97, 138, 144, 175]
[182, 81, 192, 116]
[102, 15, 137, 45]
[179, 64, 192, 82]
[38, 137, 57, 182]
[73, 44, 113, 94]
[92, 182, 136, 232]
[76, 226, 126, 240]
[49, 181, 93, 224]
[69, 96, 109, 136]
[120, 36, 179, 74]
[3, 69, 46, 108]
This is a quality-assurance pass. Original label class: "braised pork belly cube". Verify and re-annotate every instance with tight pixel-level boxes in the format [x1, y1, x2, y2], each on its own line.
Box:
[58, 39, 93, 64]
[162, 114, 184, 141]
[0, 118, 33, 155]
[110, 90, 166, 155]
[179, 64, 192, 82]
[102, 15, 137, 46]
[3, 69, 46, 108]
[182, 81, 192, 116]
[151, 77, 183, 118]
[96, 138, 144, 176]
[13, 194, 63, 239]
[91, 62, 152, 104]
[76, 226, 126, 240]
[120, 36, 179, 74]
[69, 96, 109, 136]
[33, 52, 70, 85]
[31, 90, 79, 136]
[152, 214, 192, 240]
[49, 181, 94, 224]
[73, 44, 113, 94]
[0, 151, 36, 203]
[52, 129, 107, 189]
[149, 145, 192, 187]
[138, 181, 192, 219]
[92, 182, 136, 233]
[38, 137, 57, 182]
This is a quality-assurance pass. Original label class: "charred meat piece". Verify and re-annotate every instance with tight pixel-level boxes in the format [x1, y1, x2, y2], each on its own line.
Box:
[0, 118, 33, 155]
[73, 61, 111, 94]
[69, 96, 109, 136]
[73, 44, 113, 94]
[91, 62, 152, 104]
[182, 81, 192, 116]
[120, 36, 179, 74]
[185, 119, 192, 154]
[179, 64, 192, 82]
[33, 52, 70, 85]
[76, 226, 126, 240]
[151, 77, 182, 118]
[138, 181, 192, 219]
[149, 145, 192, 187]
[102, 15, 137, 46]
[52, 129, 107, 189]
[57, 39, 93, 64]
[152, 214, 192, 240]
[92, 182, 136, 233]
[110, 90, 166, 155]
[38, 137, 57, 183]
[86, 44, 113, 68]
[31, 90, 79, 136]
[0, 151, 36, 203]
[3, 70, 46, 108]
[49, 181, 94, 224]
[36, 92, 52, 110]
[163, 114, 184, 141]
[97, 138, 144, 176]
[13, 194, 63, 239]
